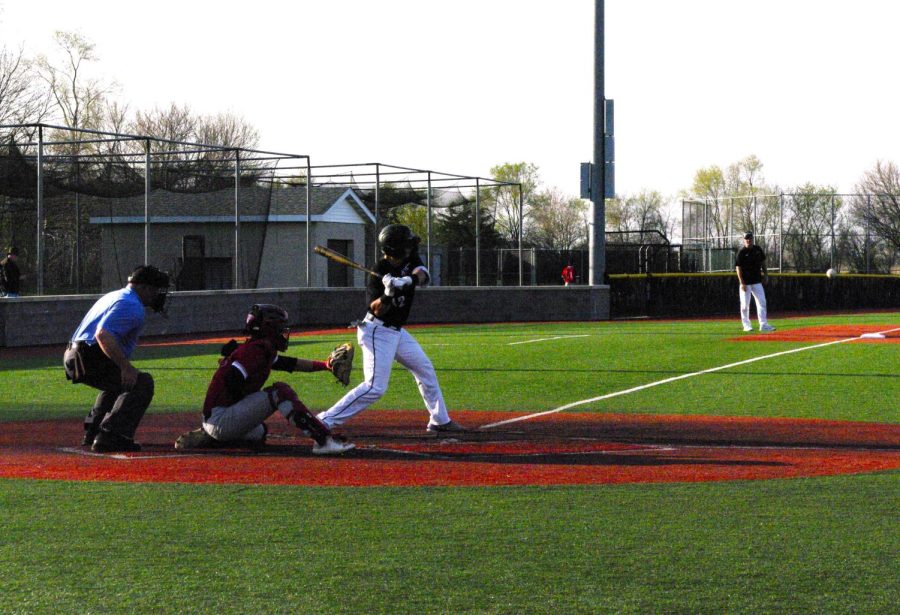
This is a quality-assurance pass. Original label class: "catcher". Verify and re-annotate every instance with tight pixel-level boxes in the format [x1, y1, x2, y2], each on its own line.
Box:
[175, 303, 355, 455]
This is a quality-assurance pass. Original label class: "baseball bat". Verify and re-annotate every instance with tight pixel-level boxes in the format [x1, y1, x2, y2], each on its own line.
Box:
[313, 245, 379, 278]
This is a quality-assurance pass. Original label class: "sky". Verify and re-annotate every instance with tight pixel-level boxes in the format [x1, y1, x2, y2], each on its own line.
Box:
[2, 0, 899, 200]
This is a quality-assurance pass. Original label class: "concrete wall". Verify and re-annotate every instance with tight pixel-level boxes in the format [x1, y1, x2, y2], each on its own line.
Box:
[0, 286, 609, 348]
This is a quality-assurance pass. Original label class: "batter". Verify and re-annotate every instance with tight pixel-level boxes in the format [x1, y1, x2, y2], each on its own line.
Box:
[317, 224, 465, 433]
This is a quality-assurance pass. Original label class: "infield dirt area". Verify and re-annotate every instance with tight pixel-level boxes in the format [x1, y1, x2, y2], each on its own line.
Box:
[733, 324, 900, 343]
[1, 410, 897, 487]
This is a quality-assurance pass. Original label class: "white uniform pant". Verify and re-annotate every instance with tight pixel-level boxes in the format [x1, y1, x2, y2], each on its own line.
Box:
[739, 283, 770, 329]
[317, 321, 450, 428]
[203, 390, 290, 443]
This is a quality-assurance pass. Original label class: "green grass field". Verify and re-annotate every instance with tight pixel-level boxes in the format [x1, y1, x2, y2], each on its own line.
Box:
[1, 312, 898, 614]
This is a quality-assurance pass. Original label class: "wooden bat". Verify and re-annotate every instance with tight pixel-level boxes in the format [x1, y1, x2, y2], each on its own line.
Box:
[313, 245, 379, 277]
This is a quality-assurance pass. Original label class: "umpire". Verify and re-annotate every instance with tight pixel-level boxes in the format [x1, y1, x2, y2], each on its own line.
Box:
[64, 265, 170, 452]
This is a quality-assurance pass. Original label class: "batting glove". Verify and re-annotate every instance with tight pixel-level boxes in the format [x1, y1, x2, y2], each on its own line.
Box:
[382, 273, 396, 297]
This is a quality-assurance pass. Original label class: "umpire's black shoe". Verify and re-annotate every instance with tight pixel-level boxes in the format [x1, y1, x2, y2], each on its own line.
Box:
[91, 430, 142, 453]
[81, 426, 100, 447]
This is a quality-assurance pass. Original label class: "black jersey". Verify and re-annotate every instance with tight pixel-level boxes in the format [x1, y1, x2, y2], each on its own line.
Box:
[366, 252, 428, 328]
[735, 245, 766, 284]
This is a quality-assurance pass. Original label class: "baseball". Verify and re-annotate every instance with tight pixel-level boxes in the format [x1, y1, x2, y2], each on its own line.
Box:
[825, 268, 836, 278]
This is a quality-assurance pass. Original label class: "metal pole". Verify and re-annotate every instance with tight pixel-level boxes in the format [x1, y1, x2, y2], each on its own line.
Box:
[704, 198, 709, 271]
[779, 193, 784, 272]
[865, 194, 870, 273]
[234, 150, 241, 289]
[74, 170, 81, 292]
[306, 156, 312, 287]
[144, 139, 151, 265]
[36, 125, 44, 295]
[518, 187, 524, 285]
[475, 177, 481, 286]
[830, 193, 835, 269]
[589, 0, 607, 285]
[374, 164, 380, 263]
[426, 171, 432, 271]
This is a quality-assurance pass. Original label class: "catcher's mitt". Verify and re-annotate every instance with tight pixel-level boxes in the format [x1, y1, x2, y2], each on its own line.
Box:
[326, 343, 354, 386]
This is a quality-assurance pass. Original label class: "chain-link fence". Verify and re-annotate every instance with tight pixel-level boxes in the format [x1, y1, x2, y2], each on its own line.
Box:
[0, 124, 524, 294]
[682, 194, 899, 273]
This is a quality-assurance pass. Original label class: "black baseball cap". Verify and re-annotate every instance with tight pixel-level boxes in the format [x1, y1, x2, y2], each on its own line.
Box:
[743, 232, 753, 240]
[128, 265, 170, 288]
[7, 246, 18, 256]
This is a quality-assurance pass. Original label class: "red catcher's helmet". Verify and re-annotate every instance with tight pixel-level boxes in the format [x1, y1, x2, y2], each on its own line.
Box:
[245, 304, 290, 351]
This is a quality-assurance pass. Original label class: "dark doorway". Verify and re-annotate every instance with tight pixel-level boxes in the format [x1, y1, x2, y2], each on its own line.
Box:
[327, 239, 353, 287]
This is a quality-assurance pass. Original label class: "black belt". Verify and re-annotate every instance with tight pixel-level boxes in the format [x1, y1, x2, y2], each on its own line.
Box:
[67, 340, 91, 351]
[363, 313, 401, 331]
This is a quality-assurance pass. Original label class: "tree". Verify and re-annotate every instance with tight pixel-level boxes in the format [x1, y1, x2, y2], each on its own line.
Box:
[688, 155, 778, 249]
[851, 160, 900, 254]
[35, 31, 113, 133]
[527, 188, 588, 250]
[481, 162, 540, 245]
[605, 190, 672, 238]
[0, 44, 51, 132]
[782, 183, 841, 272]
[130, 103, 194, 148]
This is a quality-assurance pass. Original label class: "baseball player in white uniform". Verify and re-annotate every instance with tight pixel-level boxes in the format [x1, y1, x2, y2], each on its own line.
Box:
[317, 224, 465, 434]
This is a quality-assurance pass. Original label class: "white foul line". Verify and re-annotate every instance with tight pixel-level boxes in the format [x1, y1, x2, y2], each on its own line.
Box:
[482, 326, 900, 430]
[509, 334, 589, 346]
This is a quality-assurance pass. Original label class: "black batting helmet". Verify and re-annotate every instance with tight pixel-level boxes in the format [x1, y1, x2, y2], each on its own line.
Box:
[245, 304, 291, 351]
[378, 224, 420, 258]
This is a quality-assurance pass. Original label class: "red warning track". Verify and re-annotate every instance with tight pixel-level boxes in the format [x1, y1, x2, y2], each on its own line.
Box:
[0, 411, 897, 487]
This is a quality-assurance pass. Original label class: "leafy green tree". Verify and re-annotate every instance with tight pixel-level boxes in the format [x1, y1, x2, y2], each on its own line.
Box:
[688, 155, 778, 249]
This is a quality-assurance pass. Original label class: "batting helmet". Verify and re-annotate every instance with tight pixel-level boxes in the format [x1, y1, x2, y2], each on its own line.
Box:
[245, 304, 291, 351]
[378, 224, 420, 258]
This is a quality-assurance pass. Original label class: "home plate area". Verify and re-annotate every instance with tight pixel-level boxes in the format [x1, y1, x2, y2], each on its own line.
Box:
[0, 410, 897, 487]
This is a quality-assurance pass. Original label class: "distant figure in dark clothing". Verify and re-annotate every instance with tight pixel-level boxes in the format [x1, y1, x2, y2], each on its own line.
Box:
[0, 246, 22, 297]
[735, 232, 775, 333]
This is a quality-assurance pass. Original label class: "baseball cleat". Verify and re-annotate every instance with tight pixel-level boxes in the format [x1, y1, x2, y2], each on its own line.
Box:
[760, 324, 776, 332]
[175, 427, 219, 450]
[312, 435, 355, 455]
[742, 326, 753, 332]
[91, 430, 141, 453]
[427, 420, 467, 434]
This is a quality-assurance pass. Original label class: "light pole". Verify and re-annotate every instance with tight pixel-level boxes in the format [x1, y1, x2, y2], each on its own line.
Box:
[589, 0, 607, 285]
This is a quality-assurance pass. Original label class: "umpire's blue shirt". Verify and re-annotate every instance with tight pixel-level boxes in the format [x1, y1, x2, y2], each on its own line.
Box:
[71, 287, 146, 358]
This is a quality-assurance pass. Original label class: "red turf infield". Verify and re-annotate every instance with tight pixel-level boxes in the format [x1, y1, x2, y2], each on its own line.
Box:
[733, 324, 900, 343]
[1, 410, 897, 487]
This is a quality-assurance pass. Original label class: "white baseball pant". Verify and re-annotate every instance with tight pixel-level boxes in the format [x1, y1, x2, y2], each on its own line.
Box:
[203, 390, 292, 443]
[317, 319, 450, 428]
[739, 283, 770, 329]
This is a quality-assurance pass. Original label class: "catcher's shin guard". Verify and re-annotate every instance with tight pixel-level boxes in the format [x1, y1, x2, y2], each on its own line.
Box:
[266, 382, 331, 445]
[289, 403, 331, 445]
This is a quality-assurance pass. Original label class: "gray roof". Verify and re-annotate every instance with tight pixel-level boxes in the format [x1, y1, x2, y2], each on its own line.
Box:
[74, 185, 372, 219]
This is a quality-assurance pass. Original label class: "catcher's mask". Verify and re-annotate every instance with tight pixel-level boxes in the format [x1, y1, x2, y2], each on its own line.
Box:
[245, 304, 291, 351]
[128, 265, 171, 316]
[378, 224, 420, 259]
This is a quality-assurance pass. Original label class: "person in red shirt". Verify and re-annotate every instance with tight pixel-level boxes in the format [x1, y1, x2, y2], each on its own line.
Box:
[174, 304, 354, 455]
[561, 263, 575, 286]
